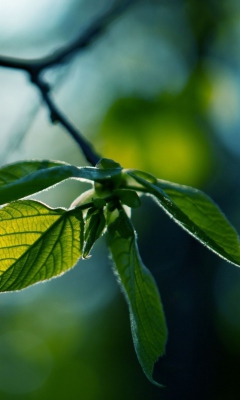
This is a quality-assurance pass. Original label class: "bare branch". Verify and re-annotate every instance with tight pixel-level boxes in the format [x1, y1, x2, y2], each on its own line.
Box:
[0, 0, 137, 73]
[0, 57, 36, 73]
[37, 0, 138, 71]
[0, 0, 137, 166]
[33, 75, 100, 166]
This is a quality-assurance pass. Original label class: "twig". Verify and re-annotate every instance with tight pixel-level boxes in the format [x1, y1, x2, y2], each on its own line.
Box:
[0, 0, 136, 73]
[33, 75, 100, 165]
[0, 0, 137, 166]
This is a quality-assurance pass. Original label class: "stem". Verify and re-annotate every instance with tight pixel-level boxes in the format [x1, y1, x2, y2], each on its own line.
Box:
[74, 193, 117, 212]
[33, 75, 100, 165]
[120, 185, 148, 193]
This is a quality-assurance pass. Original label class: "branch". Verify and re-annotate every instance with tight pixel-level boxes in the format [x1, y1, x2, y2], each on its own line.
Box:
[35, 0, 138, 71]
[0, 0, 137, 166]
[33, 75, 100, 166]
[0, 0, 137, 73]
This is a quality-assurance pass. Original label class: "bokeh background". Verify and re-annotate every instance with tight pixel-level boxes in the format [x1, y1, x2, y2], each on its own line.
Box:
[1, 0, 240, 398]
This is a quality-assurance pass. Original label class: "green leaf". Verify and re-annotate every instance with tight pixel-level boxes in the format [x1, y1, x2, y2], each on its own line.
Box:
[107, 209, 167, 386]
[83, 208, 106, 258]
[96, 158, 122, 170]
[107, 208, 133, 239]
[0, 200, 84, 292]
[114, 189, 141, 208]
[0, 160, 123, 205]
[128, 171, 240, 266]
[70, 189, 95, 209]
[92, 198, 106, 209]
[94, 159, 123, 194]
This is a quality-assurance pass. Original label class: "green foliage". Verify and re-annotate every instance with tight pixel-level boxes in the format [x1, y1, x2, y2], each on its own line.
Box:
[83, 207, 106, 258]
[107, 208, 167, 386]
[0, 157, 239, 385]
[0, 160, 122, 205]
[114, 189, 141, 208]
[127, 170, 240, 266]
[0, 200, 83, 291]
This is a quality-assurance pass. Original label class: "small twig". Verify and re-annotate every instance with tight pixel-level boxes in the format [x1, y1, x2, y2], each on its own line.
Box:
[0, 0, 136, 74]
[35, 0, 138, 71]
[33, 74, 100, 165]
[0, 0, 137, 165]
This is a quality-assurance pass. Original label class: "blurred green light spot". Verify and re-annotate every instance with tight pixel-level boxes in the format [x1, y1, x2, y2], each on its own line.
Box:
[0, 330, 52, 394]
[98, 96, 212, 186]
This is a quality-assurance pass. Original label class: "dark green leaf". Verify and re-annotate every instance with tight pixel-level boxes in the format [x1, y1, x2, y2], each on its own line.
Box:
[83, 208, 106, 258]
[96, 158, 122, 170]
[0, 160, 123, 205]
[0, 200, 84, 292]
[107, 209, 133, 238]
[114, 189, 141, 208]
[107, 209, 167, 386]
[94, 159, 123, 194]
[92, 198, 106, 209]
[128, 171, 240, 266]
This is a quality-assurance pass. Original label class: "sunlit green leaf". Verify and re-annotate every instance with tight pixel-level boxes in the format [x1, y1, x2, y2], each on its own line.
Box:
[107, 209, 167, 386]
[0, 200, 84, 292]
[0, 160, 123, 205]
[128, 171, 240, 266]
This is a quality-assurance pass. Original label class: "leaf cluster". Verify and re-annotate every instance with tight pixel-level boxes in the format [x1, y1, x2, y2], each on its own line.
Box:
[0, 157, 239, 385]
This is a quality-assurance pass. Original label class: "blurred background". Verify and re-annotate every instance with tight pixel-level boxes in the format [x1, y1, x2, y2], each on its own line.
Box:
[0, 0, 240, 398]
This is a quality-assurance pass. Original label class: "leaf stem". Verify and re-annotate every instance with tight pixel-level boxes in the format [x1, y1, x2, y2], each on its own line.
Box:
[32, 75, 100, 165]
[121, 185, 149, 193]
[74, 193, 117, 212]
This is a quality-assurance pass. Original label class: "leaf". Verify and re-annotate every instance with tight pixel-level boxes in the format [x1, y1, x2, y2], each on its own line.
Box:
[0, 160, 123, 205]
[0, 200, 84, 292]
[95, 158, 123, 192]
[128, 171, 240, 266]
[114, 189, 141, 208]
[96, 158, 122, 170]
[92, 198, 106, 209]
[83, 208, 106, 258]
[107, 209, 167, 386]
[107, 209, 133, 238]
[70, 189, 95, 209]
